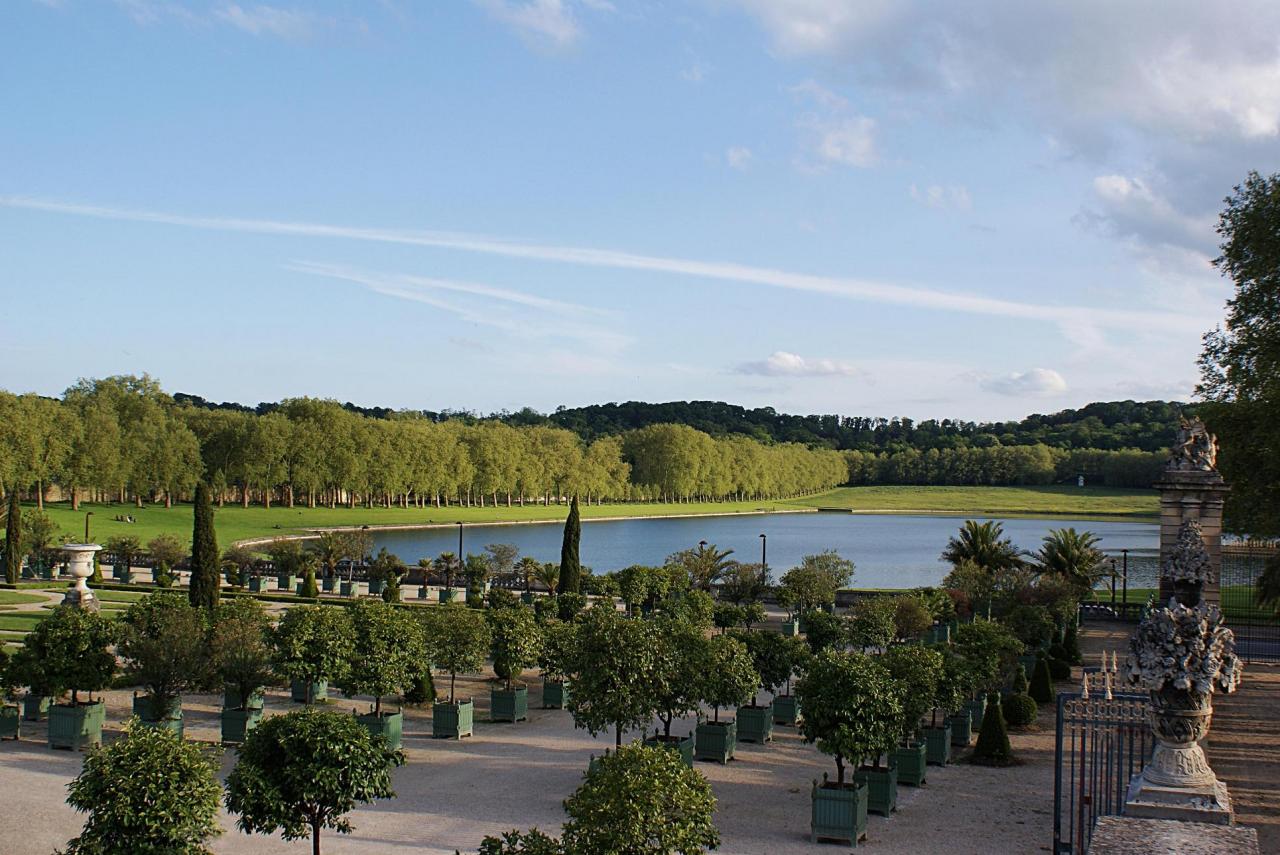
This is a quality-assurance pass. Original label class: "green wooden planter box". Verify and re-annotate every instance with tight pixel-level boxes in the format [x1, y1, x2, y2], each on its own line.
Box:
[927, 623, 951, 644]
[736, 702, 774, 744]
[22, 694, 51, 722]
[855, 764, 898, 816]
[276, 574, 296, 592]
[49, 701, 104, 751]
[358, 709, 403, 751]
[220, 706, 262, 744]
[773, 693, 801, 726]
[133, 694, 184, 738]
[588, 749, 612, 774]
[0, 704, 19, 740]
[322, 576, 337, 593]
[1018, 653, 1038, 682]
[248, 576, 268, 593]
[369, 578, 386, 596]
[542, 678, 569, 709]
[291, 679, 328, 703]
[223, 686, 265, 711]
[892, 741, 927, 786]
[341, 580, 355, 596]
[966, 697, 986, 731]
[811, 779, 868, 846]
[781, 619, 800, 637]
[923, 722, 952, 766]
[948, 710, 973, 746]
[433, 699, 474, 739]
[520, 592, 535, 605]
[491, 686, 529, 723]
[644, 733, 695, 767]
[39, 562, 56, 580]
[113, 564, 133, 583]
[694, 719, 737, 764]
[438, 588, 459, 603]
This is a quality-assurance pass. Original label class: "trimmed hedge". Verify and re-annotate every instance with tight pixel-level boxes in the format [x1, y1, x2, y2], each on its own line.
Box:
[1002, 693, 1037, 726]
[971, 692, 1014, 766]
[1029, 655, 1055, 705]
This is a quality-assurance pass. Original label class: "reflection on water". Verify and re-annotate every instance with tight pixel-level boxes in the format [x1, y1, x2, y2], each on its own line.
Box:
[372, 512, 1158, 590]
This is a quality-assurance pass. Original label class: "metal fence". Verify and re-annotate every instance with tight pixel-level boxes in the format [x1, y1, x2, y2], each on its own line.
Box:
[1052, 690, 1152, 854]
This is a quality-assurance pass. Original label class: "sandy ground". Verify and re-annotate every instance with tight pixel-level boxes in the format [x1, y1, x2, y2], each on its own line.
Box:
[0, 667, 1063, 855]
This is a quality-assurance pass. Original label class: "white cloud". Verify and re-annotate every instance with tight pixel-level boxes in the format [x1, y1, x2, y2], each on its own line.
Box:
[980, 368, 1068, 397]
[725, 146, 753, 170]
[475, 0, 597, 50]
[214, 4, 324, 39]
[682, 62, 710, 83]
[0, 196, 1213, 337]
[910, 183, 971, 211]
[791, 80, 878, 169]
[735, 351, 858, 377]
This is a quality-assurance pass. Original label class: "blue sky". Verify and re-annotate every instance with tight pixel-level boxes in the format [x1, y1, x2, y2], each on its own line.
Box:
[2, 1, 1276, 421]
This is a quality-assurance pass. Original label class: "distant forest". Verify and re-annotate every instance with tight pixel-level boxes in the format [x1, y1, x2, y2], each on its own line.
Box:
[176, 393, 1188, 455]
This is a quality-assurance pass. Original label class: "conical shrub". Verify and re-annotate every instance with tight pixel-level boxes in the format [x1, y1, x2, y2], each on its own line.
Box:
[1029, 654, 1054, 705]
[971, 692, 1014, 766]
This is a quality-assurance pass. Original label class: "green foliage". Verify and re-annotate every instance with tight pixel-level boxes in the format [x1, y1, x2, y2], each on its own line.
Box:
[1257, 553, 1280, 618]
[941, 521, 1027, 573]
[343, 601, 424, 714]
[1048, 656, 1071, 682]
[299, 565, 319, 599]
[796, 650, 901, 784]
[145, 532, 186, 581]
[971, 692, 1014, 765]
[712, 602, 744, 633]
[370, 547, 406, 603]
[1063, 621, 1083, 665]
[893, 595, 933, 641]
[188, 482, 220, 611]
[221, 544, 254, 588]
[1029, 655, 1055, 705]
[878, 644, 942, 742]
[119, 593, 209, 713]
[656, 588, 714, 630]
[666, 542, 735, 591]
[210, 598, 274, 710]
[778, 551, 854, 612]
[64, 720, 223, 855]
[561, 743, 719, 855]
[557, 497, 581, 595]
[954, 620, 1023, 694]
[718, 562, 768, 605]
[421, 603, 491, 703]
[22, 508, 58, 562]
[652, 619, 707, 738]
[1035, 528, 1107, 593]
[538, 620, 577, 682]
[1002, 693, 1038, 727]
[564, 606, 663, 745]
[1012, 664, 1029, 695]
[487, 588, 521, 610]
[846, 596, 896, 651]
[619, 565, 672, 613]
[1198, 171, 1280, 538]
[488, 606, 542, 690]
[912, 587, 956, 623]
[271, 605, 356, 702]
[402, 665, 436, 706]
[4, 489, 19, 583]
[735, 630, 795, 693]
[934, 650, 977, 715]
[556, 592, 588, 622]
[8, 605, 116, 701]
[477, 829, 564, 855]
[1005, 604, 1056, 650]
[802, 609, 845, 653]
[225, 708, 402, 853]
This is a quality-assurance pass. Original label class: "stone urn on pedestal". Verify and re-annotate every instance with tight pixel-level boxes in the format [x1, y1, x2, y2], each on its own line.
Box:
[60, 543, 102, 611]
[1123, 519, 1241, 824]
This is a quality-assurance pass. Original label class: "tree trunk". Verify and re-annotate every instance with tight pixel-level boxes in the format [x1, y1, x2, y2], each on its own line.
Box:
[70, 487, 79, 511]
[312, 820, 322, 855]
[835, 754, 845, 786]
[36, 480, 43, 510]
[615, 722, 622, 748]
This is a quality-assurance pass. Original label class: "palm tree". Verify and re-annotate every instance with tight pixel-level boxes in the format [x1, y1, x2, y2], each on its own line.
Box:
[432, 551, 459, 590]
[1036, 528, 1109, 592]
[941, 520, 1026, 572]
[308, 531, 350, 583]
[516, 556, 540, 594]
[672, 542, 736, 591]
[535, 561, 560, 594]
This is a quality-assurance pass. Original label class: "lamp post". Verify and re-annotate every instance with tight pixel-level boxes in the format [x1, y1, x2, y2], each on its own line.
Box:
[84, 511, 93, 543]
[759, 533, 767, 569]
[1121, 549, 1129, 613]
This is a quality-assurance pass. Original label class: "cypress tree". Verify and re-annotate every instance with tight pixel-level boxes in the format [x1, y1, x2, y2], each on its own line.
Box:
[188, 483, 220, 611]
[1029, 653, 1055, 705]
[971, 692, 1014, 766]
[557, 495, 581, 595]
[4, 490, 20, 584]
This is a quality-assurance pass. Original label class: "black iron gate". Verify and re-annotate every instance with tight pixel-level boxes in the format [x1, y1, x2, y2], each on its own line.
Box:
[1052, 690, 1152, 854]
[1219, 546, 1280, 663]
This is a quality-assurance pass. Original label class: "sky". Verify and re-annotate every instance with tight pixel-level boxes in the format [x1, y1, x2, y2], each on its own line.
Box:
[2, 1, 1277, 422]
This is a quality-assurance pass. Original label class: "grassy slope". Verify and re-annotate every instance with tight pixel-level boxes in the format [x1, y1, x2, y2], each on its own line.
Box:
[32, 485, 1157, 549]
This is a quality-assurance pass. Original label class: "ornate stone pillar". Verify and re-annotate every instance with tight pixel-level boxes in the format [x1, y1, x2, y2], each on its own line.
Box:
[1153, 418, 1229, 607]
[60, 543, 102, 611]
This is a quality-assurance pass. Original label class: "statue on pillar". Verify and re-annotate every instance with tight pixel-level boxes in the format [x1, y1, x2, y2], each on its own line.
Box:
[1167, 418, 1219, 473]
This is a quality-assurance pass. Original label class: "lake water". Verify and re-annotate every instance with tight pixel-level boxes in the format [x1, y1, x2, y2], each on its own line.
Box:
[372, 511, 1158, 590]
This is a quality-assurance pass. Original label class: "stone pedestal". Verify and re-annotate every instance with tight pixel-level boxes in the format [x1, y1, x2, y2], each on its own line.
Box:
[1090, 816, 1258, 854]
[1154, 470, 1229, 607]
[60, 543, 102, 611]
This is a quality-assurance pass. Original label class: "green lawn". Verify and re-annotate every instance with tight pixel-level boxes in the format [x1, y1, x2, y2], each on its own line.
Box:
[0, 590, 50, 606]
[31, 486, 1156, 550]
[0, 613, 52, 632]
[791, 485, 1157, 519]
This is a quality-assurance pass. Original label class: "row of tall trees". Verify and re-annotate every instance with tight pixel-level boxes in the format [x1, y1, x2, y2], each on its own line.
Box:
[844, 444, 1165, 488]
[0, 378, 845, 509]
